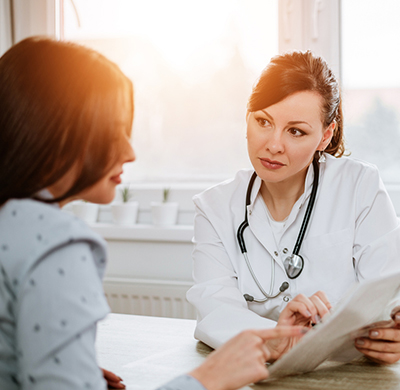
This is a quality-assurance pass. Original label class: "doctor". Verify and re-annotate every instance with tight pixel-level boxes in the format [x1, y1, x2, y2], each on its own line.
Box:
[187, 50, 400, 364]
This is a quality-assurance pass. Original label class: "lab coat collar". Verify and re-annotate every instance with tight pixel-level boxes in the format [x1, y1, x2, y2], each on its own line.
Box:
[33, 189, 60, 209]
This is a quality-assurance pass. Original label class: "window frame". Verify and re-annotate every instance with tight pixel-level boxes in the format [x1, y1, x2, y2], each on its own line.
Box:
[278, 0, 341, 78]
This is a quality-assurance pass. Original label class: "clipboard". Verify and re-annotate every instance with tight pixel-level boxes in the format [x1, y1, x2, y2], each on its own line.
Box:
[267, 271, 400, 379]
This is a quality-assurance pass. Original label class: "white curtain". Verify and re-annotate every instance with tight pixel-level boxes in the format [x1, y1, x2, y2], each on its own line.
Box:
[0, 0, 13, 56]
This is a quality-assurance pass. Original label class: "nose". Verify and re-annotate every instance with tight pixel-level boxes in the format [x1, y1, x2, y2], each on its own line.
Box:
[266, 129, 285, 154]
[122, 134, 136, 164]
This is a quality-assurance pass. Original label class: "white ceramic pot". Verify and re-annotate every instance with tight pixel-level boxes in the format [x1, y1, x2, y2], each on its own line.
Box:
[72, 202, 99, 224]
[151, 202, 179, 226]
[111, 202, 139, 226]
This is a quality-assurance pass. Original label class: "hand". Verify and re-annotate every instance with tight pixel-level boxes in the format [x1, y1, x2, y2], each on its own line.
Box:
[278, 291, 332, 327]
[355, 308, 400, 364]
[101, 368, 125, 389]
[189, 326, 307, 390]
[267, 291, 331, 361]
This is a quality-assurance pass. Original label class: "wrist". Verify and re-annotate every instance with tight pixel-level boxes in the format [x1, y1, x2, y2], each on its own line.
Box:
[189, 363, 224, 390]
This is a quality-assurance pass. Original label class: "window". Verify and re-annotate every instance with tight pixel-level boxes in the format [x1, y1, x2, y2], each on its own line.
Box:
[341, 0, 400, 184]
[8, 0, 400, 192]
[63, 0, 279, 182]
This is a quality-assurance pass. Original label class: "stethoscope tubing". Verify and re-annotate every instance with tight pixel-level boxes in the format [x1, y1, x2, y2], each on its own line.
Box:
[293, 159, 319, 255]
[242, 252, 282, 300]
[236, 172, 257, 254]
[238, 158, 320, 301]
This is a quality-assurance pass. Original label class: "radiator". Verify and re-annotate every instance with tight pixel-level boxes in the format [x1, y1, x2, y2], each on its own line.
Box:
[103, 277, 197, 319]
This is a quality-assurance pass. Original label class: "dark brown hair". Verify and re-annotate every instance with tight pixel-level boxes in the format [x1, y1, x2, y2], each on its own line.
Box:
[248, 50, 344, 157]
[0, 37, 134, 205]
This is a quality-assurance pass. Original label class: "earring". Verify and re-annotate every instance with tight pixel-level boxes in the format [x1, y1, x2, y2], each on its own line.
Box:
[318, 150, 326, 163]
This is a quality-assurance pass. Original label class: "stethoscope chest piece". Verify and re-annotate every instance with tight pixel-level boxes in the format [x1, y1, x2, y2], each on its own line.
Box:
[283, 254, 304, 279]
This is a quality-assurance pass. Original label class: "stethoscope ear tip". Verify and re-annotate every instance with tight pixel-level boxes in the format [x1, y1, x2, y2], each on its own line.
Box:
[280, 282, 289, 292]
[243, 294, 254, 302]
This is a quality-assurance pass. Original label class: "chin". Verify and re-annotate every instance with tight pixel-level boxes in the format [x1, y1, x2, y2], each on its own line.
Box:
[96, 197, 115, 205]
[83, 189, 116, 205]
[98, 192, 116, 204]
[256, 169, 286, 183]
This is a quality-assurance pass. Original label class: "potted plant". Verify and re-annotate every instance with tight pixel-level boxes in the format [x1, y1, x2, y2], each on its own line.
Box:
[71, 200, 99, 224]
[111, 185, 139, 225]
[151, 188, 179, 226]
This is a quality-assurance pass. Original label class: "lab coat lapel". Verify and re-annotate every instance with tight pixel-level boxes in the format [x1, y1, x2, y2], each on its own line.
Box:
[283, 164, 315, 231]
[246, 177, 286, 272]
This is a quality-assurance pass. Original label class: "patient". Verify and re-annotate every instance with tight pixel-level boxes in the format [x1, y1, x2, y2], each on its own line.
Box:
[0, 38, 305, 390]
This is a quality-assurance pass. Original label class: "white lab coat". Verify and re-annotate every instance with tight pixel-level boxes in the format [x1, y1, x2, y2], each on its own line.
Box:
[186, 154, 400, 349]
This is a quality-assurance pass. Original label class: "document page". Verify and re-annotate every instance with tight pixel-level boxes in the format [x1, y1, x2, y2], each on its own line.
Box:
[267, 271, 400, 379]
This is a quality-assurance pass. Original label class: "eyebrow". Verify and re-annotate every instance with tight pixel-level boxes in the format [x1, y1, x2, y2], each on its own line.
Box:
[261, 109, 274, 123]
[260, 109, 312, 128]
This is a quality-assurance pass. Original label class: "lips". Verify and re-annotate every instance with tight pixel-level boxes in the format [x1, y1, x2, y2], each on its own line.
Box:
[110, 171, 123, 184]
[259, 158, 285, 170]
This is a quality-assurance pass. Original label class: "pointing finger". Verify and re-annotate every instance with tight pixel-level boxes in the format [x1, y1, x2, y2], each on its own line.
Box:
[256, 326, 308, 341]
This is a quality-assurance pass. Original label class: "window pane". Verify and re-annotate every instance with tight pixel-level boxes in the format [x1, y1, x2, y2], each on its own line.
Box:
[341, 0, 400, 183]
[64, 0, 278, 182]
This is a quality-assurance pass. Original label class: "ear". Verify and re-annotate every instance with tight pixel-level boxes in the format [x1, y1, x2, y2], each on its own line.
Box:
[317, 121, 335, 151]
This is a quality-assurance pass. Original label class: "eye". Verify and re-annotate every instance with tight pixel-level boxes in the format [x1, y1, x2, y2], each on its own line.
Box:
[288, 127, 305, 137]
[255, 117, 271, 127]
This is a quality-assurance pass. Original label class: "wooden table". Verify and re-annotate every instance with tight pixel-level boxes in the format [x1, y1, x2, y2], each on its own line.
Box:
[96, 313, 400, 390]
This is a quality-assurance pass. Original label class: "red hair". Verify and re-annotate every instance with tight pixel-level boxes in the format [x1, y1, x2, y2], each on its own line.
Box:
[248, 51, 344, 157]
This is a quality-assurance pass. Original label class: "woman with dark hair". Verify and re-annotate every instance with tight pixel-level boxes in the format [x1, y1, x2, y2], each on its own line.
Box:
[187, 51, 400, 364]
[0, 38, 305, 390]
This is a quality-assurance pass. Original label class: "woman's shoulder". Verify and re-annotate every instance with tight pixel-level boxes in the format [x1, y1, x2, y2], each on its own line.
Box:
[193, 169, 253, 206]
[325, 154, 380, 180]
[0, 199, 106, 275]
[0, 198, 102, 241]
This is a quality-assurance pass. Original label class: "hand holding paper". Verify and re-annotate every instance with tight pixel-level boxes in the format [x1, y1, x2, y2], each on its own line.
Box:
[267, 271, 400, 379]
[354, 307, 400, 364]
[266, 291, 332, 362]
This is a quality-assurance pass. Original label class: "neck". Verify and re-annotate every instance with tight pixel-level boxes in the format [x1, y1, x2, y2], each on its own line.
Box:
[45, 187, 72, 208]
[261, 166, 309, 221]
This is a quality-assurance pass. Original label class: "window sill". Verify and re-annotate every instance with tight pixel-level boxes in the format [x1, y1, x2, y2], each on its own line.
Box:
[90, 223, 194, 243]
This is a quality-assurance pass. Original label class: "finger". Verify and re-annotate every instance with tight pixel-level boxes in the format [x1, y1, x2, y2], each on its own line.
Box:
[355, 346, 400, 364]
[107, 381, 126, 389]
[291, 294, 320, 319]
[253, 364, 270, 383]
[355, 338, 400, 354]
[261, 343, 272, 362]
[312, 291, 332, 311]
[102, 369, 122, 382]
[281, 300, 314, 322]
[392, 312, 400, 325]
[256, 326, 308, 341]
[102, 369, 125, 389]
[309, 295, 330, 323]
[368, 328, 400, 342]
[390, 306, 400, 322]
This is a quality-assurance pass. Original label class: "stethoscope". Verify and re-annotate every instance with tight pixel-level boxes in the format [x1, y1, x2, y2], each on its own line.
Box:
[237, 158, 319, 303]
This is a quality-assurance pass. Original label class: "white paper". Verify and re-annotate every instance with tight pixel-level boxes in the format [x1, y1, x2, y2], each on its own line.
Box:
[267, 271, 400, 379]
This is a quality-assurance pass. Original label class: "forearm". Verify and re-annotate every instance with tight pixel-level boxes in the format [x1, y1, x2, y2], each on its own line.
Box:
[193, 301, 277, 349]
[156, 374, 206, 390]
